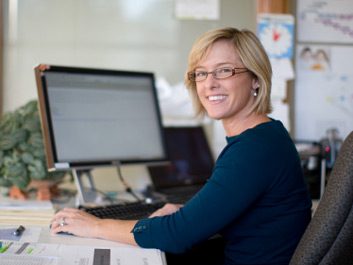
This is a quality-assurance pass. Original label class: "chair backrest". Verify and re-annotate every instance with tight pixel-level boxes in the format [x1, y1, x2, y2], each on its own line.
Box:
[290, 131, 353, 265]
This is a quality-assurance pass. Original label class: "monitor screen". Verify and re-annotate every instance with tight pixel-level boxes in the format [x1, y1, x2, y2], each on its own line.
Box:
[35, 65, 167, 170]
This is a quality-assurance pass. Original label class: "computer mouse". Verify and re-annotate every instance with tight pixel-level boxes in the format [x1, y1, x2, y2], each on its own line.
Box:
[57, 231, 74, 236]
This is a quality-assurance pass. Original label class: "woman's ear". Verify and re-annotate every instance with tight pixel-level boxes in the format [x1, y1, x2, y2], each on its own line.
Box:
[252, 79, 260, 89]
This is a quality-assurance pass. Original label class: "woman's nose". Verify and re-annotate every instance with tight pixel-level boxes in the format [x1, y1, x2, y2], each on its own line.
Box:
[203, 74, 219, 90]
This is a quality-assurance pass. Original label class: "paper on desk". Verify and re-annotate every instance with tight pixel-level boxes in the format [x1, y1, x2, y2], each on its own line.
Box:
[0, 255, 59, 265]
[0, 241, 165, 265]
[0, 241, 60, 265]
[0, 210, 54, 226]
[0, 197, 54, 226]
[0, 197, 53, 210]
[0, 226, 41, 242]
[61, 245, 164, 265]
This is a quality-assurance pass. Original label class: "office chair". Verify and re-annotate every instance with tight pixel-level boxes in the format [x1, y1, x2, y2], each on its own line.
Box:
[290, 131, 353, 265]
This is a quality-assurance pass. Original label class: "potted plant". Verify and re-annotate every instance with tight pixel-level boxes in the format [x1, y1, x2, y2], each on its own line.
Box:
[0, 100, 66, 200]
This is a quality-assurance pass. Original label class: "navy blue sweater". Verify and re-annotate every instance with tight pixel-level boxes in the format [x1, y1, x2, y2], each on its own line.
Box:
[133, 120, 312, 265]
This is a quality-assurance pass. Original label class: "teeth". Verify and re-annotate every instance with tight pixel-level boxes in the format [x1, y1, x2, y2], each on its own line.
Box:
[208, 95, 226, 101]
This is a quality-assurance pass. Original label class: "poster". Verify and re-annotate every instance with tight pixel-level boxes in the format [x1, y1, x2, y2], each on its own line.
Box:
[295, 44, 353, 141]
[297, 0, 353, 43]
[258, 14, 294, 59]
[257, 14, 295, 131]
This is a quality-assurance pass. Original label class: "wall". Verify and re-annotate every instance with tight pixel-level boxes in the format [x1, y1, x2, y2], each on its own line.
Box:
[2, 0, 256, 112]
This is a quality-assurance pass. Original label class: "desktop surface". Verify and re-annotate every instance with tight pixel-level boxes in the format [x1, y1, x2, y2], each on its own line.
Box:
[0, 196, 166, 265]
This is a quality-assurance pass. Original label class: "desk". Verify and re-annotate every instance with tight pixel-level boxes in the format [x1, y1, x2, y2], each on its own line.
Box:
[0, 199, 166, 265]
[296, 141, 326, 200]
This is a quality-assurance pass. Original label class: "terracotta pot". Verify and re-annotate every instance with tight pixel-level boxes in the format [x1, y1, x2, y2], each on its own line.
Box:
[9, 180, 59, 200]
[9, 186, 27, 200]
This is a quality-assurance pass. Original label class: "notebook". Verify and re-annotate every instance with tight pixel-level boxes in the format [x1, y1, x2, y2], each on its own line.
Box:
[147, 126, 214, 203]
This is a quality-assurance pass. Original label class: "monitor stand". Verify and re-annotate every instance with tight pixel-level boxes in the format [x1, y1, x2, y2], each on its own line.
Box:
[72, 169, 103, 205]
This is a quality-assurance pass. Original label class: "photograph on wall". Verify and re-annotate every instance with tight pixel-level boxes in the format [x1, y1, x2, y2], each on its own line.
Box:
[297, 46, 331, 72]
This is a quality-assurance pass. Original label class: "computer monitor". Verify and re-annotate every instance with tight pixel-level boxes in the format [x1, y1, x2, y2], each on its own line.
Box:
[35, 65, 167, 203]
[148, 126, 214, 189]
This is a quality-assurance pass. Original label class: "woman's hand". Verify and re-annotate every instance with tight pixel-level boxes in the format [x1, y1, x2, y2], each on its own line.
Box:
[149, 203, 183, 218]
[50, 208, 101, 238]
[50, 208, 138, 245]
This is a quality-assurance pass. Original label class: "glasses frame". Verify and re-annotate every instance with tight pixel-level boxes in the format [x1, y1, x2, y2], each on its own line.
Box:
[188, 67, 249, 82]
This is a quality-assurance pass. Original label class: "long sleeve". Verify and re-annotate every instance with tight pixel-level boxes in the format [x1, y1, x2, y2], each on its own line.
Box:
[133, 120, 312, 264]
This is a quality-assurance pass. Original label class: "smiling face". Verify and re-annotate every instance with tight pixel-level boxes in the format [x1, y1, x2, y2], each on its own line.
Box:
[195, 39, 258, 124]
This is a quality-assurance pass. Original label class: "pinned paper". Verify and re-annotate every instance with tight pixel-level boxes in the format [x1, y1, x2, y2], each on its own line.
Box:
[175, 0, 220, 20]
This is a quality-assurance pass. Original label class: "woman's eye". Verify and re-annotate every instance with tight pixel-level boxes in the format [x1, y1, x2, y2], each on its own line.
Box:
[195, 72, 206, 77]
[218, 68, 231, 73]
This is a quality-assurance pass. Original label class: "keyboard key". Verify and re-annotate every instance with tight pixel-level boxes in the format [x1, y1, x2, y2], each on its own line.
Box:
[79, 201, 165, 220]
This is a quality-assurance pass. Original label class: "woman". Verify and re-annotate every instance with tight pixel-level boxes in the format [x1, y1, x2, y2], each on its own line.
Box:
[51, 27, 312, 265]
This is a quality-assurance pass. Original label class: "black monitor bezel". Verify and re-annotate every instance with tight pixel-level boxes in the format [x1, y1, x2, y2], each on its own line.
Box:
[148, 126, 215, 188]
[35, 64, 167, 171]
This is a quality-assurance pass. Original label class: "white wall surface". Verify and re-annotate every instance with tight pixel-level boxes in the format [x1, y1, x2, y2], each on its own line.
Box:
[2, 0, 256, 112]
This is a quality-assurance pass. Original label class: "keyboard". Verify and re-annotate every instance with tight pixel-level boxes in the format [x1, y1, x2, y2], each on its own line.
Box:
[79, 201, 166, 220]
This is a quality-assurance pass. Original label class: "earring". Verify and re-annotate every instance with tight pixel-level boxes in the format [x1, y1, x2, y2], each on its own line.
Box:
[253, 88, 259, 97]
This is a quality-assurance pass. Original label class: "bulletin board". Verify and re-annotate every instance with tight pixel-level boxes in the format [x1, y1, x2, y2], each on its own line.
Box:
[294, 0, 353, 141]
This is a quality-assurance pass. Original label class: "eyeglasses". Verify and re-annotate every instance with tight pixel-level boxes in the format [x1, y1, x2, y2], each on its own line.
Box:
[188, 67, 249, 82]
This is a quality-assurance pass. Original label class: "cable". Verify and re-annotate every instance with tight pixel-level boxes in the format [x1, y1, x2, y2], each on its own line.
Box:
[114, 162, 143, 202]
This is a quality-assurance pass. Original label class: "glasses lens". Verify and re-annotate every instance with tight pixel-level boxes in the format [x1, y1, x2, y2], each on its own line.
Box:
[214, 68, 234, 79]
[194, 71, 207, 81]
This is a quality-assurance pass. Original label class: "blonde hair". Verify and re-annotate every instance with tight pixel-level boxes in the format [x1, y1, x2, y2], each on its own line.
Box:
[185, 27, 272, 116]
